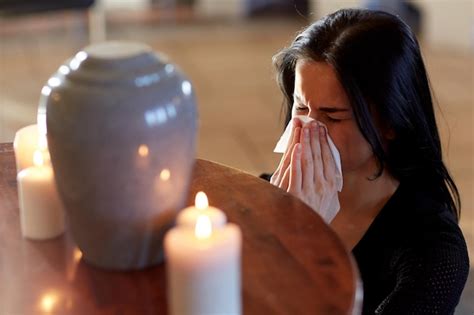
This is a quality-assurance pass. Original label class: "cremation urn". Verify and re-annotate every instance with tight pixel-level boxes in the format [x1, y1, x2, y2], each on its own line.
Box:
[39, 41, 197, 270]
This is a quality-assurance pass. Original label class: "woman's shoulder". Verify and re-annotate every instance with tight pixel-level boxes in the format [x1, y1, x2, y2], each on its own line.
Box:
[359, 179, 470, 270]
[381, 180, 469, 277]
[380, 181, 464, 246]
[356, 181, 470, 314]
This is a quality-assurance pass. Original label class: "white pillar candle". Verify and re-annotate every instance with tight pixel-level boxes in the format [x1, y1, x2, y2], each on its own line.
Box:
[13, 124, 42, 173]
[165, 215, 242, 315]
[176, 191, 227, 229]
[17, 149, 65, 240]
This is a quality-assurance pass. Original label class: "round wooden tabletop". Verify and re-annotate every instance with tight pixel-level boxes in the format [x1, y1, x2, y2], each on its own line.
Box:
[0, 143, 361, 315]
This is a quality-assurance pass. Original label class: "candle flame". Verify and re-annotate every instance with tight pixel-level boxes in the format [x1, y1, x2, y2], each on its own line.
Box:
[195, 215, 212, 239]
[33, 150, 44, 167]
[195, 191, 209, 210]
[40, 292, 59, 313]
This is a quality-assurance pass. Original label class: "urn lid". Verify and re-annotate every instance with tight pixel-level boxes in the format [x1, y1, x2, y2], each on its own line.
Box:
[62, 41, 174, 83]
[84, 41, 152, 60]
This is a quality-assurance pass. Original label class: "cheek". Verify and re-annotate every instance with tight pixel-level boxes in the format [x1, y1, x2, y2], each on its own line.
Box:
[328, 123, 373, 172]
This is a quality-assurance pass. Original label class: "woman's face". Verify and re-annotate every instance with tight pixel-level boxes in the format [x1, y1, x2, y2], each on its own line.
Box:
[292, 60, 375, 175]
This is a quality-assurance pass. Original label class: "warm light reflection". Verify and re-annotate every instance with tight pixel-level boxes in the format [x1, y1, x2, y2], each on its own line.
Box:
[195, 192, 209, 210]
[67, 248, 83, 282]
[44, 151, 51, 165]
[38, 134, 48, 151]
[40, 292, 59, 313]
[195, 215, 212, 239]
[73, 248, 83, 262]
[66, 298, 73, 309]
[138, 144, 149, 157]
[52, 93, 61, 102]
[33, 150, 44, 167]
[160, 169, 171, 181]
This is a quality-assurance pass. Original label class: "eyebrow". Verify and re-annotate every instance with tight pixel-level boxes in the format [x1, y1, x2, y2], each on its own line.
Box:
[293, 93, 349, 113]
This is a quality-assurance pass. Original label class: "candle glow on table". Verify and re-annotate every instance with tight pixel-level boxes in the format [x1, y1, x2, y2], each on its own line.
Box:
[165, 210, 242, 315]
[67, 247, 83, 282]
[17, 147, 65, 240]
[176, 191, 227, 229]
[40, 292, 59, 313]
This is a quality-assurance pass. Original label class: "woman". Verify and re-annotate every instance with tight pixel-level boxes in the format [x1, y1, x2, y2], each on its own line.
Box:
[266, 8, 469, 314]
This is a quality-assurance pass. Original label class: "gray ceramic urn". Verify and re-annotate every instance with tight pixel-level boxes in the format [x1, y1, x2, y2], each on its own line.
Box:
[39, 41, 197, 270]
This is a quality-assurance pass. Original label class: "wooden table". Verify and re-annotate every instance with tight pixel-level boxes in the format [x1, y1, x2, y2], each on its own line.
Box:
[0, 143, 362, 315]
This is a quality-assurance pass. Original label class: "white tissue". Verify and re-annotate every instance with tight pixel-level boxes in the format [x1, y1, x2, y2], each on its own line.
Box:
[273, 115, 343, 192]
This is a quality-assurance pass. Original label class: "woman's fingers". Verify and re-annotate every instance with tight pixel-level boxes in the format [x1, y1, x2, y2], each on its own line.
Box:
[319, 124, 337, 186]
[279, 118, 302, 189]
[271, 120, 297, 185]
[288, 143, 302, 194]
[310, 121, 324, 182]
[284, 118, 302, 163]
[292, 116, 303, 129]
[300, 125, 314, 193]
[272, 122, 302, 186]
[279, 165, 291, 190]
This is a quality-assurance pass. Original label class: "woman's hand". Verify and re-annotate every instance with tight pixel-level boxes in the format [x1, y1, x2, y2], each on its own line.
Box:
[270, 118, 303, 189]
[273, 120, 340, 223]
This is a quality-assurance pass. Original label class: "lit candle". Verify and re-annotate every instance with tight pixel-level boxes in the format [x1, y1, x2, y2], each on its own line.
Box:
[176, 191, 227, 228]
[13, 124, 42, 173]
[17, 148, 65, 240]
[165, 215, 242, 315]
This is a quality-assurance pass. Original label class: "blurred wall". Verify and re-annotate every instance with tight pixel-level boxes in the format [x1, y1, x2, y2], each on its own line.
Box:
[101, 0, 243, 17]
[101, 0, 150, 10]
[107, 0, 470, 52]
[311, 0, 474, 52]
[415, 0, 474, 52]
[195, 0, 242, 17]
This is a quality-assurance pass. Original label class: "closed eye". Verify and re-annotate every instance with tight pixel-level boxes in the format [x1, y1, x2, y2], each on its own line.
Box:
[295, 107, 344, 122]
[326, 116, 342, 123]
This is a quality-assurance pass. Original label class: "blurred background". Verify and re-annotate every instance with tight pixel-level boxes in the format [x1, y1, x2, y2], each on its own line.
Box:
[0, 0, 472, 313]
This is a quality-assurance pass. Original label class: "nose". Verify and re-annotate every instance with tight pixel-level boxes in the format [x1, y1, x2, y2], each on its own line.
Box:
[307, 109, 320, 121]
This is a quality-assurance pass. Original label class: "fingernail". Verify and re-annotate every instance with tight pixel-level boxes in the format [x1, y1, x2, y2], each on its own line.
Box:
[296, 143, 302, 153]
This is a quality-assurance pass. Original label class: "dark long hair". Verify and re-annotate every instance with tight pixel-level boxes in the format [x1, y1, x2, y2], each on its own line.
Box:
[273, 8, 461, 220]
